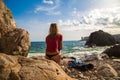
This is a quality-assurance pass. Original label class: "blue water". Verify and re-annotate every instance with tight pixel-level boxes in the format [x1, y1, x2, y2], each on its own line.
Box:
[29, 41, 86, 54]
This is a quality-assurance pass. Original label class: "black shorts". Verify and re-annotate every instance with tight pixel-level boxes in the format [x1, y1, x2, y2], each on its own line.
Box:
[46, 53, 58, 59]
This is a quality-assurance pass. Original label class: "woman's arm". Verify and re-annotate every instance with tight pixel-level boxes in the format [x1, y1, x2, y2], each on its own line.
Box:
[58, 41, 62, 54]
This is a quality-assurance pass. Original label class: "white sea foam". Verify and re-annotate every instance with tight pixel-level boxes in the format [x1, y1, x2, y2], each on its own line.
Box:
[28, 46, 110, 61]
[28, 53, 45, 57]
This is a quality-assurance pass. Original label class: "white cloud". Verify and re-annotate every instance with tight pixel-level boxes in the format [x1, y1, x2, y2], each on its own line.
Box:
[34, 0, 61, 15]
[43, 0, 53, 5]
[89, 0, 120, 9]
[87, 7, 120, 25]
[57, 7, 120, 32]
[58, 19, 105, 31]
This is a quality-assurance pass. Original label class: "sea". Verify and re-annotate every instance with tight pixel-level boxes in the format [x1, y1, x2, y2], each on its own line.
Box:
[28, 40, 109, 57]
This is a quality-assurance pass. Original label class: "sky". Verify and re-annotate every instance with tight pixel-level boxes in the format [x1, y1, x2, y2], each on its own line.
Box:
[4, 0, 120, 41]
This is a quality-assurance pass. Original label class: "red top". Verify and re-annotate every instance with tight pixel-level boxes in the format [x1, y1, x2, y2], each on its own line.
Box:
[46, 34, 63, 52]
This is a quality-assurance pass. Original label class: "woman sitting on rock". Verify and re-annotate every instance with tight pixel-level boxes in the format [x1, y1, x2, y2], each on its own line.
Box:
[45, 23, 63, 65]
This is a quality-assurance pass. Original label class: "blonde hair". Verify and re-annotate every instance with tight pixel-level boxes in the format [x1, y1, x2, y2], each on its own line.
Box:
[48, 23, 60, 36]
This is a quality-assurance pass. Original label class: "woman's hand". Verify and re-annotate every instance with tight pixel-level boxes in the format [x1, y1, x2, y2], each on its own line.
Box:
[59, 50, 62, 55]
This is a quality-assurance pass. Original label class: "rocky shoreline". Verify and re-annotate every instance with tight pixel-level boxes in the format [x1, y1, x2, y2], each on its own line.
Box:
[0, 53, 120, 80]
[0, 0, 120, 80]
[61, 57, 120, 80]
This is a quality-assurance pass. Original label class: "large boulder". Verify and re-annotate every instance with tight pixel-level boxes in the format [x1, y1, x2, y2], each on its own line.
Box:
[0, 0, 30, 57]
[102, 44, 120, 58]
[0, 28, 30, 56]
[113, 34, 120, 43]
[85, 30, 116, 47]
[0, 53, 76, 80]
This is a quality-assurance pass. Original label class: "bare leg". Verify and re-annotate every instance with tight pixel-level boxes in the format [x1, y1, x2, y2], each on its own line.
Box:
[52, 54, 61, 65]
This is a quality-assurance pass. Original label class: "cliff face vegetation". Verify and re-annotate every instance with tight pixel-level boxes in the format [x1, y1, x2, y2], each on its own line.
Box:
[0, 0, 30, 56]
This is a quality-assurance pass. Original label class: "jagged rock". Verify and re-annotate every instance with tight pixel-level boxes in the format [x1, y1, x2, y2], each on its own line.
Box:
[0, 0, 16, 34]
[85, 30, 116, 47]
[103, 44, 120, 58]
[0, 53, 76, 80]
[0, 0, 30, 57]
[0, 28, 30, 56]
[97, 64, 118, 77]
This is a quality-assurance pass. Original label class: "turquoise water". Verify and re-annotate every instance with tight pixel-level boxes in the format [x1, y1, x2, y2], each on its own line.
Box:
[29, 41, 86, 54]
[29, 40, 110, 58]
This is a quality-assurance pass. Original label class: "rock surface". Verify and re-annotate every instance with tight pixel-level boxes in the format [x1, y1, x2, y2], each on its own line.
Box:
[113, 34, 120, 43]
[0, 0, 16, 34]
[0, 53, 76, 80]
[85, 30, 116, 47]
[1, 53, 119, 80]
[0, 0, 30, 56]
[103, 44, 120, 58]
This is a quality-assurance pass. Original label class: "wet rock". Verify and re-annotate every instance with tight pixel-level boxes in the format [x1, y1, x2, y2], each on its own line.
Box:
[103, 44, 120, 58]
